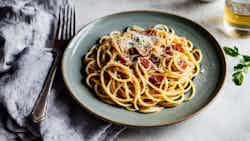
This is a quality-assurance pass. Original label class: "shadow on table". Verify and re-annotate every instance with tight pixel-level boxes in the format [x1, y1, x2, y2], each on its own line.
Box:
[119, 121, 186, 140]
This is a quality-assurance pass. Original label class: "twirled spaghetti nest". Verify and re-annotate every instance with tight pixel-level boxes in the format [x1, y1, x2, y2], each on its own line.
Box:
[83, 24, 202, 113]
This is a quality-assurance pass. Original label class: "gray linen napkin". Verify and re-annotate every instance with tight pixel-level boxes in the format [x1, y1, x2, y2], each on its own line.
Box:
[0, 0, 126, 140]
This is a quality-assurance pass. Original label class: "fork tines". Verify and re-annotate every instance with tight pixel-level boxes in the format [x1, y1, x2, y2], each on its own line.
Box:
[57, 4, 76, 40]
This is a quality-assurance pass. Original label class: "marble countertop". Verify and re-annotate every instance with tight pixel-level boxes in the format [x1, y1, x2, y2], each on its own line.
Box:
[74, 0, 250, 140]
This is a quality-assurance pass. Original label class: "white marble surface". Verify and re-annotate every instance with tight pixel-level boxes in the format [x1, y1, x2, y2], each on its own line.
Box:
[73, 0, 250, 140]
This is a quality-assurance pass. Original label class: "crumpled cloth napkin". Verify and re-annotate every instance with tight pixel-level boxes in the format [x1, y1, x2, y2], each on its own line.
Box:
[0, 0, 126, 140]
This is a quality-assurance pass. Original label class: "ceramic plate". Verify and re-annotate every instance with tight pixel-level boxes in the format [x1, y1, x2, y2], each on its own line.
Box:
[62, 11, 226, 127]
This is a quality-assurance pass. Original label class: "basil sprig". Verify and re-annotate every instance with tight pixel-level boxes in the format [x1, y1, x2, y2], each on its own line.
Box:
[242, 55, 250, 62]
[232, 71, 244, 86]
[223, 46, 250, 86]
[223, 46, 240, 57]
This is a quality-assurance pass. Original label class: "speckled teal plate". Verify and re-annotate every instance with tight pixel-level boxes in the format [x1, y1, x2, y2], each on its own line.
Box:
[62, 11, 226, 127]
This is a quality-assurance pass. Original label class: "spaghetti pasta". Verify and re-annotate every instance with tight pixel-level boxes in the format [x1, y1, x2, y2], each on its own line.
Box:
[83, 24, 202, 113]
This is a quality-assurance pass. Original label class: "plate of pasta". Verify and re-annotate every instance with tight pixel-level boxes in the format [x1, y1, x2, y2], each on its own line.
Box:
[62, 11, 226, 127]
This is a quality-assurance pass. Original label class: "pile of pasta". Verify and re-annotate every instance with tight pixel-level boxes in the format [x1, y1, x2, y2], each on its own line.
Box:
[84, 24, 202, 113]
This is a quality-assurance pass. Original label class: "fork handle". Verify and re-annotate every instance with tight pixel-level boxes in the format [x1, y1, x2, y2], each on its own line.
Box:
[31, 51, 59, 123]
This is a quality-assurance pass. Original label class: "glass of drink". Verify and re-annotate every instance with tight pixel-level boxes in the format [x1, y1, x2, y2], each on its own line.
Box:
[224, 0, 250, 37]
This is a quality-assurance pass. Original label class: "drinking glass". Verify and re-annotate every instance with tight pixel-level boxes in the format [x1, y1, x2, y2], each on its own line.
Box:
[224, 0, 250, 37]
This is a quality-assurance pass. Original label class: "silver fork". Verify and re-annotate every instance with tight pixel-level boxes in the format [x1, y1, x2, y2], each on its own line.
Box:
[31, 4, 76, 123]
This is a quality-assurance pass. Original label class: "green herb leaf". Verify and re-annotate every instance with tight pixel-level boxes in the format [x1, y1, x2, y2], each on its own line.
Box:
[232, 71, 244, 86]
[234, 63, 250, 73]
[245, 63, 250, 73]
[223, 46, 240, 57]
[136, 37, 146, 45]
[139, 39, 146, 45]
[243, 55, 250, 62]
[126, 25, 134, 32]
[234, 64, 247, 71]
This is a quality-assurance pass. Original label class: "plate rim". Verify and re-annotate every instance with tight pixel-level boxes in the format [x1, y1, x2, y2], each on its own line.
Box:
[61, 10, 227, 127]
